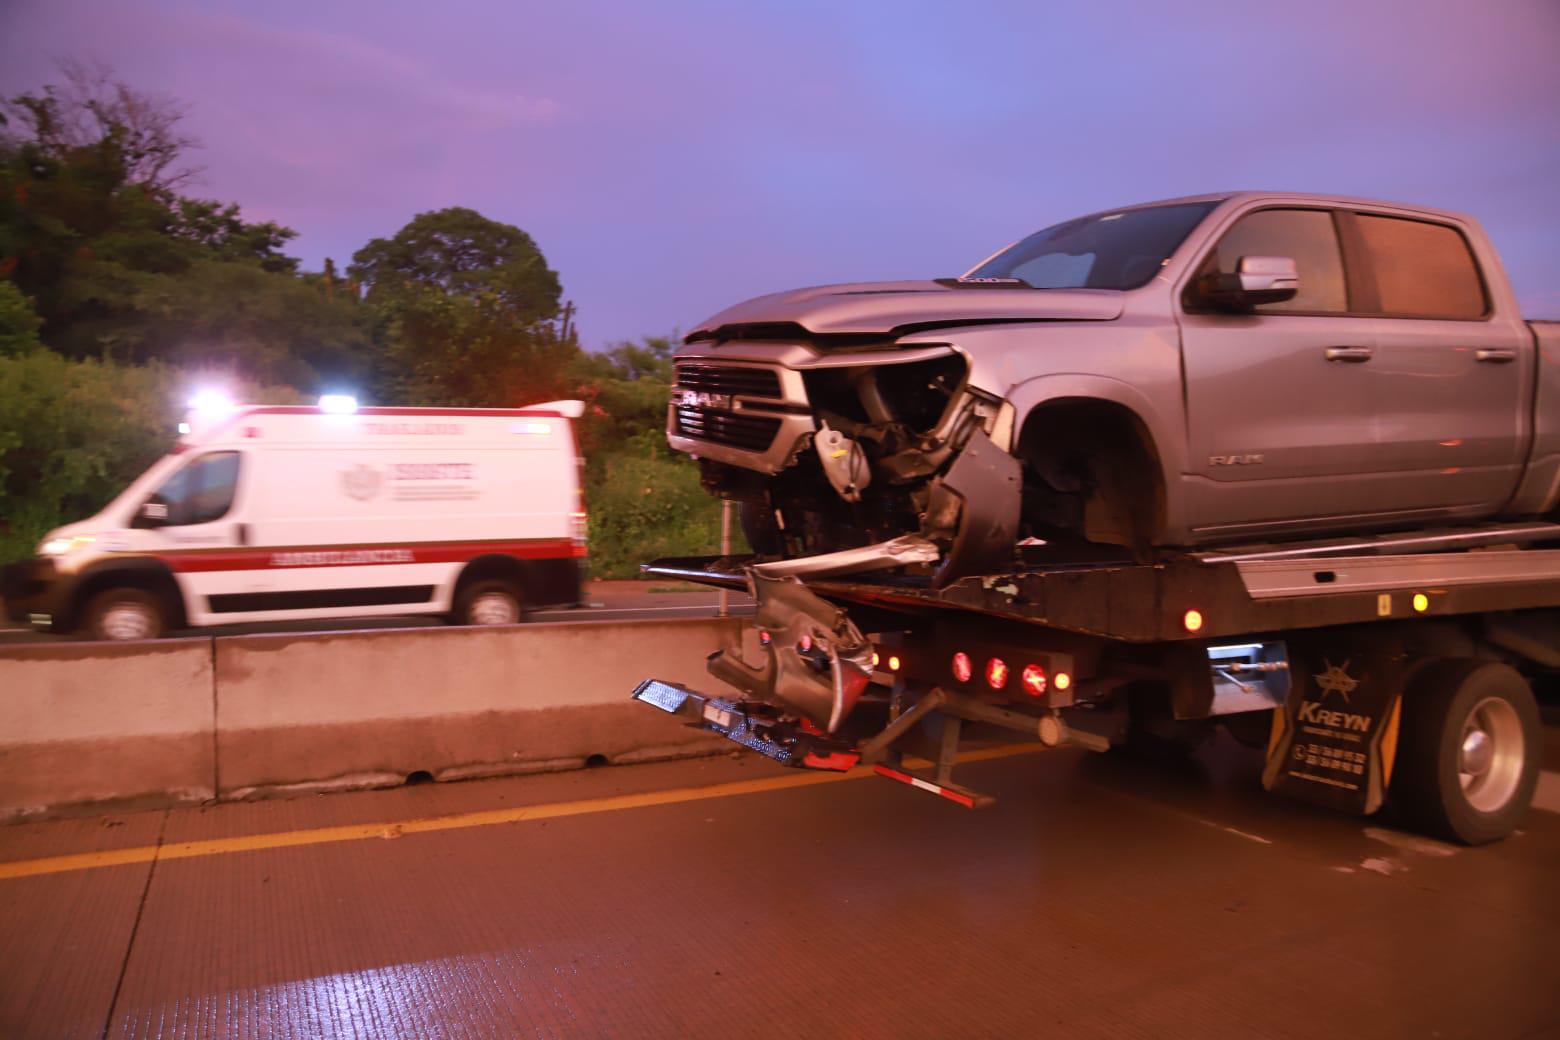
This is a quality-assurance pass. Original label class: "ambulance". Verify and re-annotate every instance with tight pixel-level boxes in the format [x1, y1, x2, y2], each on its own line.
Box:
[1, 396, 588, 640]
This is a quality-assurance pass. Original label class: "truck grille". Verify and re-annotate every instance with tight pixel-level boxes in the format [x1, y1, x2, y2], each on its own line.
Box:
[672, 407, 782, 452]
[675, 363, 782, 400]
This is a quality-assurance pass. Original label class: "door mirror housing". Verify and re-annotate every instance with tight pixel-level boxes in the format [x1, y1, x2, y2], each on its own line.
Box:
[1193, 255, 1300, 311]
[132, 496, 171, 529]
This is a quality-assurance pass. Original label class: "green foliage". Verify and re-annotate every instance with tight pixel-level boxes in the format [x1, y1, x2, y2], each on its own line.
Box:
[0, 351, 300, 561]
[583, 432, 725, 578]
[350, 207, 562, 323]
[0, 281, 43, 355]
[0, 66, 369, 387]
[374, 284, 578, 407]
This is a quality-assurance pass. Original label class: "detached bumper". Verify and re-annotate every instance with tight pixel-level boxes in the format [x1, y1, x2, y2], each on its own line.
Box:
[0, 557, 67, 626]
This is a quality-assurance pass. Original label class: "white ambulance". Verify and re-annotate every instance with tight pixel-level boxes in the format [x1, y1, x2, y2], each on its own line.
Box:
[2, 396, 589, 640]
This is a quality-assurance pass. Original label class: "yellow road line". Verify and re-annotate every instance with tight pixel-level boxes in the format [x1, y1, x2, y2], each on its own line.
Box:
[0, 744, 1045, 881]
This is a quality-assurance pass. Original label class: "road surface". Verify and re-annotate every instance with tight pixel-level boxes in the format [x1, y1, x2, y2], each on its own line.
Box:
[2, 713, 1557, 1038]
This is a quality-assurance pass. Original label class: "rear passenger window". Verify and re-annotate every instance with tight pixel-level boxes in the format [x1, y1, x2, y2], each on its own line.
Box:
[1355, 215, 1486, 319]
[1197, 209, 1348, 314]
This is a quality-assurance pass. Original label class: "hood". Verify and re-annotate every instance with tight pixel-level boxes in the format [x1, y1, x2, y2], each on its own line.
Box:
[687, 280, 1125, 342]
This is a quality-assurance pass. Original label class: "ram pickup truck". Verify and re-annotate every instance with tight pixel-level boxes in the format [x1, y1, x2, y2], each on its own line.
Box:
[669, 192, 1559, 583]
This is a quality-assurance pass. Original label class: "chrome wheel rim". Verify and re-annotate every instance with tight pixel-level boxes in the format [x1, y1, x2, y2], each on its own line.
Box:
[469, 592, 520, 625]
[101, 602, 155, 640]
[1458, 696, 1524, 814]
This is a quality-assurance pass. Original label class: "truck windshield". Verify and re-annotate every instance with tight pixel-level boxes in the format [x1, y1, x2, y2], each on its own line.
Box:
[965, 201, 1218, 290]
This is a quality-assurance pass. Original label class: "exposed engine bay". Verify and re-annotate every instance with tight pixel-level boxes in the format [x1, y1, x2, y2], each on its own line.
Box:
[671, 346, 1022, 585]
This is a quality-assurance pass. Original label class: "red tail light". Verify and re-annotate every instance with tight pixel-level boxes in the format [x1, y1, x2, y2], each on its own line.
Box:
[952, 652, 973, 683]
[1021, 663, 1047, 697]
[986, 657, 1009, 690]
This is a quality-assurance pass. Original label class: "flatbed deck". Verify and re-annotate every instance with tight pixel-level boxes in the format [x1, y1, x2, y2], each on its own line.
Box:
[648, 523, 1560, 643]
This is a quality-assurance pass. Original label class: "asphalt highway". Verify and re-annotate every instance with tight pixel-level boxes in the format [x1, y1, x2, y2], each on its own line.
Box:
[3, 714, 1557, 1038]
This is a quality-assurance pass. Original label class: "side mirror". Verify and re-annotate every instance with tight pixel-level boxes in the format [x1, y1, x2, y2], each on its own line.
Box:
[132, 496, 170, 529]
[1194, 255, 1300, 311]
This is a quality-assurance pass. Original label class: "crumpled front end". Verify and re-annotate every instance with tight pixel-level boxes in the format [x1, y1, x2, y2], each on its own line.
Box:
[667, 338, 1020, 584]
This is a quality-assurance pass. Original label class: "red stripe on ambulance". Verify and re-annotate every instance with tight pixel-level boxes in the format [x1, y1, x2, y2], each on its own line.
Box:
[160, 538, 585, 573]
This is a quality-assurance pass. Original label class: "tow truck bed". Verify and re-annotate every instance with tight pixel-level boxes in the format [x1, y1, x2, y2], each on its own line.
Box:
[632, 521, 1560, 844]
[647, 522, 1560, 642]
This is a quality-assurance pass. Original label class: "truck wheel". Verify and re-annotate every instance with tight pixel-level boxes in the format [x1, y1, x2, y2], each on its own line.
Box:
[455, 580, 524, 626]
[1390, 660, 1539, 845]
[82, 587, 167, 641]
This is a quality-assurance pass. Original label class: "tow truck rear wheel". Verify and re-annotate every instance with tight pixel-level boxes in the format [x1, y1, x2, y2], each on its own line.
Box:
[454, 579, 524, 626]
[1390, 660, 1540, 845]
[81, 587, 167, 641]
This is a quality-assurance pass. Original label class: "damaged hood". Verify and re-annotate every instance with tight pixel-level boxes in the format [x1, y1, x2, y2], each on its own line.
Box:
[688, 280, 1125, 341]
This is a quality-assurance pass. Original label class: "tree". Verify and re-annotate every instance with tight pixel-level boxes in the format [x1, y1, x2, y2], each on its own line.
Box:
[1, 59, 200, 196]
[375, 284, 578, 406]
[0, 64, 370, 387]
[0, 281, 43, 356]
[349, 207, 562, 323]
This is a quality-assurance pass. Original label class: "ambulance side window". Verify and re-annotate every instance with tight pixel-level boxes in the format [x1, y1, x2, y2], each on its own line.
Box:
[140, 452, 241, 526]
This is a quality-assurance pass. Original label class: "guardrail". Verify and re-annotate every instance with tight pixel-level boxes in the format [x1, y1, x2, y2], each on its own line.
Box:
[0, 618, 744, 819]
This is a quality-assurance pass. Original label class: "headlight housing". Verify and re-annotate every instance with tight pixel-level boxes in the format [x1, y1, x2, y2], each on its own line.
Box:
[39, 535, 93, 557]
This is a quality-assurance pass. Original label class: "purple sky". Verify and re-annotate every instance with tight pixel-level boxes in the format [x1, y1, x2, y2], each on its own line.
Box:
[3, 0, 1558, 347]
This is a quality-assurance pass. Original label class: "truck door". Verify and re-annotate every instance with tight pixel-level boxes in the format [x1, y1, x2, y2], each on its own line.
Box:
[130, 450, 249, 614]
[1339, 211, 1528, 515]
[1178, 207, 1385, 537]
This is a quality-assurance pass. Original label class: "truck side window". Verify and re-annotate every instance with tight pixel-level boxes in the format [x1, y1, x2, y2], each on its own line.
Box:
[147, 452, 241, 526]
[1354, 215, 1487, 319]
[1199, 209, 1347, 314]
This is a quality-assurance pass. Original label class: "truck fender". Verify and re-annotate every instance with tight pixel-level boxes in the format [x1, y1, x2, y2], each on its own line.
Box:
[65, 556, 187, 632]
[1000, 373, 1190, 542]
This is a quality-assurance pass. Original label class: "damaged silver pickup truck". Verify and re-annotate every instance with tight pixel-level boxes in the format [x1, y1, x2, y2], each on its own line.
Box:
[669, 192, 1560, 583]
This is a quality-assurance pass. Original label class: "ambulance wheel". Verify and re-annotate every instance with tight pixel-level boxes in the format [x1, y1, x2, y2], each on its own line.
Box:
[455, 580, 524, 626]
[81, 587, 167, 641]
[1389, 660, 1539, 845]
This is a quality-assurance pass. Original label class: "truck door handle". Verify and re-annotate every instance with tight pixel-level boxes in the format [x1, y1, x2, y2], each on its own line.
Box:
[1324, 346, 1373, 363]
[235, 523, 250, 546]
[1475, 348, 1517, 364]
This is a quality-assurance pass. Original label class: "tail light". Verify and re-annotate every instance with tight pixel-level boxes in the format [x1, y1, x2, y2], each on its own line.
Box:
[1021, 663, 1047, 697]
[952, 652, 973, 684]
[985, 657, 1009, 691]
[571, 511, 589, 547]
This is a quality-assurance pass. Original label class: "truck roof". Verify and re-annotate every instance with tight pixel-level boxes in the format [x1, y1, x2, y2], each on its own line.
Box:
[1105, 190, 1475, 225]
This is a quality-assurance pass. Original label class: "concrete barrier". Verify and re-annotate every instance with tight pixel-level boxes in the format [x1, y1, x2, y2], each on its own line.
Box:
[0, 617, 747, 817]
[0, 639, 216, 818]
[213, 618, 742, 796]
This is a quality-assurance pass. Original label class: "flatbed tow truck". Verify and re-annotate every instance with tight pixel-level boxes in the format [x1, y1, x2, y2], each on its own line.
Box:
[632, 522, 1560, 844]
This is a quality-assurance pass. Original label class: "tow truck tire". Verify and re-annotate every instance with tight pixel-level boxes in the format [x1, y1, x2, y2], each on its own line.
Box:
[454, 580, 524, 626]
[1390, 660, 1540, 845]
[81, 587, 167, 641]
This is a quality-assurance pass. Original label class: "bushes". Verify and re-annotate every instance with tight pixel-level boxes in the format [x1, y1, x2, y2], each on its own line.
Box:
[583, 432, 726, 578]
[0, 352, 299, 561]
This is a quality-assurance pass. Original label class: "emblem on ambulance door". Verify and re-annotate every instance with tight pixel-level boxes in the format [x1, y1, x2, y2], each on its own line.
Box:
[340, 464, 383, 501]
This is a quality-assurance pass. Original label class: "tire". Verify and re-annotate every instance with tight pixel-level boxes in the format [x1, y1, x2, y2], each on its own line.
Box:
[81, 587, 167, 641]
[453, 579, 524, 626]
[1389, 660, 1540, 845]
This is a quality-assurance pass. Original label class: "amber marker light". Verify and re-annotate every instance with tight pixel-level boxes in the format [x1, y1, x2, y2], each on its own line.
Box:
[1054, 671, 1072, 692]
[888, 655, 902, 672]
[1184, 609, 1205, 633]
[1412, 593, 1430, 613]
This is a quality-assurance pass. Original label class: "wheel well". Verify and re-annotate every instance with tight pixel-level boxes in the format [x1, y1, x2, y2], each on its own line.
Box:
[452, 555, 528, 604]
[67, 562, 187, 632]
[1015, 398, 1166, 540]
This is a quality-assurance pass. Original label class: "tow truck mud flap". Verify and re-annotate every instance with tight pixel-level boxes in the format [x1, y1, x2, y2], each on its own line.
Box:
[1262, 638, 1405, 815]
[631, 679, 861, 771]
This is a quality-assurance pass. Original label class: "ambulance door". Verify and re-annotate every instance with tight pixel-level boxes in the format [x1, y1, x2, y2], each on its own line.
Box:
[129, 450, 252, 618]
